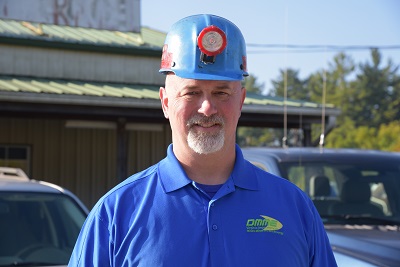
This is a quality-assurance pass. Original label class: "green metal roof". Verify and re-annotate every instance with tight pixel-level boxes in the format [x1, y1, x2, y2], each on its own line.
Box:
[0, 18, 165, 54]
[0, 76, 335, 110]
[244, 92, 333, 108]
[0, 76, 160, 99]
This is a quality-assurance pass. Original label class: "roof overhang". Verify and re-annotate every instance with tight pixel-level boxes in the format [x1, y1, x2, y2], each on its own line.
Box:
[0, 76, 340, 128]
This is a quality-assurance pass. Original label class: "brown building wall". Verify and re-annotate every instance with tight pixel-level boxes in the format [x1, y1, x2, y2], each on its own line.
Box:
[0, 117, 172, 208]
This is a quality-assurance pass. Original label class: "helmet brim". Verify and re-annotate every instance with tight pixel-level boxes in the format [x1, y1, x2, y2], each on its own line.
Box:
[159, 69, 248, 81]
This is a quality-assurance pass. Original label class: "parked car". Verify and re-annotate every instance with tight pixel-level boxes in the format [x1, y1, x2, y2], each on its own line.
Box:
[242, 147, 400, 267]
[0, 167, 88, 266]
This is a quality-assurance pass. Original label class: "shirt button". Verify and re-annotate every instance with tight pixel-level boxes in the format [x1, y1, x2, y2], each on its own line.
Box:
[210, 202, 215, 207]
[212, 224, 218, 230]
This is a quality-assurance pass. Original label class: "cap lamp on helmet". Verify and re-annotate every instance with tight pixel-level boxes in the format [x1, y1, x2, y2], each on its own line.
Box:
[197, 25, 227, 57]
[159, 14, 248, 81]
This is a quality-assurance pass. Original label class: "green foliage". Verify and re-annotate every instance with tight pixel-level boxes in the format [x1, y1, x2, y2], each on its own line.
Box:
[376, 121, 400, 151]
[308, 53, 355, 107]
[242, 74, 264, 94]
[245, 49, 400, 151]
[326, 119, 400, 151]
[324, 118, 358, 148]
[237, 127, 275, 147]
[270, 69, 309, 100]
[347, 49, 400, 127]
[323, 49, 400, 151]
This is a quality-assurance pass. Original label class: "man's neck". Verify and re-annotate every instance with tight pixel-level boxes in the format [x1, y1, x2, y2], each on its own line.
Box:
[174, 145, 236, 185]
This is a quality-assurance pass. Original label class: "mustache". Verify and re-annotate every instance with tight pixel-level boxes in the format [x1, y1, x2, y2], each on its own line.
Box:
[187, 114, 225, 127]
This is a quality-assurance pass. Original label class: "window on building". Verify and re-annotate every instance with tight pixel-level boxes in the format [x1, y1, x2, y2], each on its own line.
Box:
[0, 145, 31, 175]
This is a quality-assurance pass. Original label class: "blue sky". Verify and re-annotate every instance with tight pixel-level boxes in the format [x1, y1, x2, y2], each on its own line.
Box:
[141, 0, 400, 94]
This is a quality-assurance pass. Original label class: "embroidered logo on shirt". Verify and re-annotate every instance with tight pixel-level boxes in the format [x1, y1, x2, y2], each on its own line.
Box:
[246, 215, 283, 235]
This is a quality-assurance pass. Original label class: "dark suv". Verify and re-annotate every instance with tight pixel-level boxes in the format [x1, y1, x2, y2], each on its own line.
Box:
[242, 147, 400, 267]
[0, 167, 88, 266]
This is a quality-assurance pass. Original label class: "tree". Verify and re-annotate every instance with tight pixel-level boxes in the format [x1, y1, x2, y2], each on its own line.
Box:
[326, 119, 400, 151]
[348, 49, 399, 127]
[270, 68, 308, 100]
[308, 50, 400, 150]
[376, 121, 400, 151]
[324, 118, 359, 148]
[306, 53, 356, 142]
[385, 70, 400, 121]
[236, 127, 276, 147]
[238, 49, 400, 151]
[242, 74, 264, 94]
[307, 53, 355, 108]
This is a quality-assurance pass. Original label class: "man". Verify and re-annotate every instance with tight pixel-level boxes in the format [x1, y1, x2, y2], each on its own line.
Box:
[69, 14, 337, 266]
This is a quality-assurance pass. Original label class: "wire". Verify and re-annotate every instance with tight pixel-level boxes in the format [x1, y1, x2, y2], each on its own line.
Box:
[247, 44, 400, 54]
[282, 4, 288, 149]
[319, 67, 326, 149]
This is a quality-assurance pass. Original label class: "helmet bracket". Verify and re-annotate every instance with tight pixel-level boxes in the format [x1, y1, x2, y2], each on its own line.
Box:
[200, 53, 216, 64]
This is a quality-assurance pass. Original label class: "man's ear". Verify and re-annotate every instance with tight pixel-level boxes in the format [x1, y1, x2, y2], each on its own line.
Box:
[159, 87, 169, 119]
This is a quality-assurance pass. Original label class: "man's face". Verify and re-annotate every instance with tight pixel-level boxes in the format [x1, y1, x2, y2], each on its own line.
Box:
[160, 75, 246, 155]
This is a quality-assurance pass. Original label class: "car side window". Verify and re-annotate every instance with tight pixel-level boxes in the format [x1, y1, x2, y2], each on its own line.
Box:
[284, 165, 340, 197]
[285, 166, 306, 191]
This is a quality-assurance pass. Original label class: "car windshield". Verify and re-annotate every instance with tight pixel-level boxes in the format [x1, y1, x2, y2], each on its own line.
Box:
[278, 160, 400, 225]
[0, 192, 87, 266]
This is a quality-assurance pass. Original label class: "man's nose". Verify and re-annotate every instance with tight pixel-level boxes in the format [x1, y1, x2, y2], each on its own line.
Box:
[198, 98, 217, 117]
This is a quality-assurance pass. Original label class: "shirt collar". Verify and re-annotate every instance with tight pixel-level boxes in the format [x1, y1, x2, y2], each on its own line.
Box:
[158, 144, 192, 193]
[231, 144, 259, 191]
[158, 144, 259, 193]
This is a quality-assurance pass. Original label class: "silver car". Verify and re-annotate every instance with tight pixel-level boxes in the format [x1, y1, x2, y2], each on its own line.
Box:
[242, 147, 400, 267]
[0, 167, 88, 266]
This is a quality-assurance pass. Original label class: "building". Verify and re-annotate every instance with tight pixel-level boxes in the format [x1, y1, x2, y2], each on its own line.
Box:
[0, 18, 340, 207]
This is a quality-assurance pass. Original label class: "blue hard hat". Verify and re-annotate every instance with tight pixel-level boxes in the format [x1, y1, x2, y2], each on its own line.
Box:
[159, 14, 248, 81]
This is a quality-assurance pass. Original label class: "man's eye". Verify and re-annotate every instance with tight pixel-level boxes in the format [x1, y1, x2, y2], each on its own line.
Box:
[215, 91, 229, 96]
[185, 91, 199, 96]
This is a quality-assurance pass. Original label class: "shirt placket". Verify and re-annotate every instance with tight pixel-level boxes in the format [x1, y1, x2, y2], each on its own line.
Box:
[207, 180, 235, 267]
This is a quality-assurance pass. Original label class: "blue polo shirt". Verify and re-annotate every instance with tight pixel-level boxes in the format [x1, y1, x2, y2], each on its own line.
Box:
[69, 144, 337, 267]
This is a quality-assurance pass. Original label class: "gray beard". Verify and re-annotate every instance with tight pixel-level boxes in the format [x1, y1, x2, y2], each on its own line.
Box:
[187, 129, 225, 154]
[186, 114, 225, 154]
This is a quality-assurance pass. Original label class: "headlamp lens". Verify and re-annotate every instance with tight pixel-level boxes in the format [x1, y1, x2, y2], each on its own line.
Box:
[197, 26, 227, 56]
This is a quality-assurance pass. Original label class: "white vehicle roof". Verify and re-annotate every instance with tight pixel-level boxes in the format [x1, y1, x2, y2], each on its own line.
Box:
[0, 167, 89, 213]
